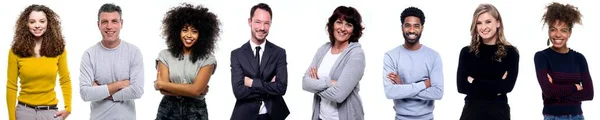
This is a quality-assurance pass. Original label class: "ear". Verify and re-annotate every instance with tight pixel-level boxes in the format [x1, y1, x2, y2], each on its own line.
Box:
[496, 20, 501, 28]
[120, 19, 124, 28]
[97, 21, 101, 28]
[248, 18, 252, 27]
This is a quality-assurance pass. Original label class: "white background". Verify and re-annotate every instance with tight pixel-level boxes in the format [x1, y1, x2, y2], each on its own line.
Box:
[1, 0, 598, 120]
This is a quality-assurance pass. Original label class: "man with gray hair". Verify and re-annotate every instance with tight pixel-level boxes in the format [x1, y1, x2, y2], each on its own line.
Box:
[79, 3, 144, 120]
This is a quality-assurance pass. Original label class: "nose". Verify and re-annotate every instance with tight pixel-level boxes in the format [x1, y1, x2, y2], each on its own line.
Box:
[552, 31, 563, 39]
[258, 24, 265, 31]
[34, 22, 41, 29]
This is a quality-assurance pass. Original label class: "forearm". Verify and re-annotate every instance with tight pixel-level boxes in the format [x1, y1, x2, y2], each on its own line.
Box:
[112, 80, 144, 101]
[59, 80, 72, 112]
[536, 71, 578, 98]
[415, 85, 443, 100]
[302, 75, 330, 93]
[568, 76, 594, 101]
[318, 52, 365, 103]
[384, 82, 426, 99]
[252, 77, 287, 96]
[79, 85, 110, 102]
[161, 82, 205, 97]
[6, 87, 17, 120]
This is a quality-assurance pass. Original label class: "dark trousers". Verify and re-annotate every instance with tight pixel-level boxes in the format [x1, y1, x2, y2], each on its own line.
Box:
[258, 114, 271, 120]
[460, 101, 510, 120]
[156, 96, 208, 120]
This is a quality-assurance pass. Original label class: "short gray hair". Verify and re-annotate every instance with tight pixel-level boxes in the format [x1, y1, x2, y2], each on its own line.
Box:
[97, 3, 122, 21]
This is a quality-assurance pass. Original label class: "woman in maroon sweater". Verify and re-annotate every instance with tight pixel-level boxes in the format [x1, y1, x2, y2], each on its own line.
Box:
[534, 2, 594, 120]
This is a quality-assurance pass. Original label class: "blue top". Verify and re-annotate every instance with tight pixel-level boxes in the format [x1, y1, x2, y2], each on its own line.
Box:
[383, 45, 444, 120]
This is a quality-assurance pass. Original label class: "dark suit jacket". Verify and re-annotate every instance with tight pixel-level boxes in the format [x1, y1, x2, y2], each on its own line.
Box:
[230, 41, 289, 120]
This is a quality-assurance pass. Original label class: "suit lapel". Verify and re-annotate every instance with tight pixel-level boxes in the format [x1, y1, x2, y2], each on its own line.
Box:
[242, 42, 260, 74]
[260, 41, 273, 75]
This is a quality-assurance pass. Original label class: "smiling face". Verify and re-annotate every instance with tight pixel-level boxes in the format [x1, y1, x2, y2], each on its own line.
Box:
[548, 20, 571, 49]
[402, 16, 423, 45]
[333, 19, 354, 43]
[98, 12, 122, 43]
[180, 24, 199, 48]
[248, 8, 271, 42]
[27, 11, 48, 38]
[476, 12, 500, 41]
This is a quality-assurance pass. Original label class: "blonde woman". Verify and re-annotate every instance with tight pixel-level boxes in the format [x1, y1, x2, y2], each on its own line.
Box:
[456, 4, 519, 120]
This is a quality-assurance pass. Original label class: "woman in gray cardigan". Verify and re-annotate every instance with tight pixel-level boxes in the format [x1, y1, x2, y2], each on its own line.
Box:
[302, 6, 366, 120]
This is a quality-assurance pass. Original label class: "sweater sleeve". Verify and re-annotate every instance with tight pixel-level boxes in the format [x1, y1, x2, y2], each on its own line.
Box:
[457, 47, 474, 95]
[565, 54, 594, 101]
[57, 50, 72, 112]
[303, 45, 331, 93]
[6, 50, 18, 120]
[111, 48, 145, 101]
[415, 53, 444, 100]
[79, 51, 111, 102]
[318, 51, 365, 103]
[534, 52, 578, 98]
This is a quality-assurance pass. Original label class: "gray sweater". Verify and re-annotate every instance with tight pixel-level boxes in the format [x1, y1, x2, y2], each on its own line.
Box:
[383, 45, 444, 120]
[79, 41, 145, 120]
[302, 42, 365, 120]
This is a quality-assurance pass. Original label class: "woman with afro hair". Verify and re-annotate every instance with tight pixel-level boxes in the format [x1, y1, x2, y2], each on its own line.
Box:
[154, 3, 220, 120]
[534, 2, 593, 120]
[6, 4, 72, 120]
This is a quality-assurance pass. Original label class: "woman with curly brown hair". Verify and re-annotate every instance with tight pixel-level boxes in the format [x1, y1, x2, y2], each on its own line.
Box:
[153, 3, 220, 120]
[534, 2, 593, 120]
[457, 4, 519, 120]
[6, 4, 72, 120]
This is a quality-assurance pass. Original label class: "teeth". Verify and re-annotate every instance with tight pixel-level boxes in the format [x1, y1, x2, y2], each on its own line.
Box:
[185, 40, 192, 43]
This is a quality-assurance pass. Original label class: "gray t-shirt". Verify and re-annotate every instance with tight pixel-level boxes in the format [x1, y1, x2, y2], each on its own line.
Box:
[157, 49, 216, 100]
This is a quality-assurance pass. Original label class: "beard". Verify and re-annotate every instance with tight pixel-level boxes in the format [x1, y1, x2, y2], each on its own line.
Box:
[251, 30, 268, 41]
[403, 32, 421, 45]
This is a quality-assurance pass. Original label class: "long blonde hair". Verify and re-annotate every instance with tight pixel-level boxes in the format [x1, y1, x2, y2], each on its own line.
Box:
[469, 4, 512, 61]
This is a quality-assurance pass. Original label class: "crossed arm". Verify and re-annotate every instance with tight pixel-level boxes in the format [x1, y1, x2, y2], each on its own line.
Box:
[231, 50, 288, 100]
[79, 51, 144, 102]
[154, 61, 212, 97]
[382, 53, 444, 100]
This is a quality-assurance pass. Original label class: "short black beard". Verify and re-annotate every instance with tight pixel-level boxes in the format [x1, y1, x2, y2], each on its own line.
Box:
[403, 33, 421, 45]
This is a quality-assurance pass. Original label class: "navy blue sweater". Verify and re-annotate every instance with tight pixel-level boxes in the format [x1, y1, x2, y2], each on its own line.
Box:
[534, 48, 594, 115]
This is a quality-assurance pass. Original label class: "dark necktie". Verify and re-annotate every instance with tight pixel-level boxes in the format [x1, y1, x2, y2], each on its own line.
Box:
[255, 46, 261, 69]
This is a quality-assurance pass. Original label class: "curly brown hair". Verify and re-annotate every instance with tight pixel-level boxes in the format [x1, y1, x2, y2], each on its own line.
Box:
[543, 2, 582, 31]
[542, 2, 582, 45]
[11, 4, 65, 57]
[469, 4, 513, 62]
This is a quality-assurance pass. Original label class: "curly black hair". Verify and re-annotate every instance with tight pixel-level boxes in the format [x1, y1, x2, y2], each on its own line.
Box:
[401, 7, 425, 25]
[162, 3, 220, 63]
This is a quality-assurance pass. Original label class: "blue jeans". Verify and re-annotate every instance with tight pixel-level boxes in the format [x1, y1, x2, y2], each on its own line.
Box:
[544, 114, 584, 120]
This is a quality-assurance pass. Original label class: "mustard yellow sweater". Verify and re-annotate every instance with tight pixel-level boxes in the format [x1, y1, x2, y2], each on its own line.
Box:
[6, 49, 72, 120]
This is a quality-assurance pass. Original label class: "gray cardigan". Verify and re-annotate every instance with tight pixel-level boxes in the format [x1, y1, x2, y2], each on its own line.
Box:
[302, 42, 365, 120]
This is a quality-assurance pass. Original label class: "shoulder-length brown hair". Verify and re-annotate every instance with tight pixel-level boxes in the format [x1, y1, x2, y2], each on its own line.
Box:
[469, 4, 512, 61]
[12, 4, 65, 57]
